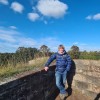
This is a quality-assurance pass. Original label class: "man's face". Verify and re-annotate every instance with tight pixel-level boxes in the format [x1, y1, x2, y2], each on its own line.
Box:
[59, 48, 64, 54]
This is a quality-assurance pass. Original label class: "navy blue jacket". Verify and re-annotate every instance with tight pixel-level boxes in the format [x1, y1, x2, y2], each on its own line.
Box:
[45, 50, 71, 73]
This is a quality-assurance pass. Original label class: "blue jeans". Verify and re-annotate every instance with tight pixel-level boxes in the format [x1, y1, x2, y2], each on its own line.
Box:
[55, 70, 67, 94]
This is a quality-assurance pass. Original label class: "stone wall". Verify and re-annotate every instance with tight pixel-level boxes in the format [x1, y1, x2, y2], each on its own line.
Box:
[69, 60, 100, 99]
[0, 60, 100, 100]
[0, 65, 57, 100]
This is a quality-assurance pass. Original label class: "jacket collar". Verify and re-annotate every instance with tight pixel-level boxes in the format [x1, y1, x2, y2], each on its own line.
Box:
[57, 50, 67, 55]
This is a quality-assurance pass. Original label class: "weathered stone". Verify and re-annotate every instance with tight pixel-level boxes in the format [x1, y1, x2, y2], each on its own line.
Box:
[0, 60, 100, 100]
[0, 65, 57, 100]
[72, 60, 100, 100]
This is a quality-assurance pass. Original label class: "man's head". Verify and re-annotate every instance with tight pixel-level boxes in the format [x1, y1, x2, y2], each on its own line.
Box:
[58, 45, 65, 54]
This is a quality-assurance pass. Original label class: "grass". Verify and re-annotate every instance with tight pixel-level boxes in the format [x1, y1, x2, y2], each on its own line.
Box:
[0, 57, 48, 81]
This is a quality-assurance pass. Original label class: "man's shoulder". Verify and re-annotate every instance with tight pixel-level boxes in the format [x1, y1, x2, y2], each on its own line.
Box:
[52, 52, 57, 56]
[50, 53, 57, 58]
[55, 52, 58, 54]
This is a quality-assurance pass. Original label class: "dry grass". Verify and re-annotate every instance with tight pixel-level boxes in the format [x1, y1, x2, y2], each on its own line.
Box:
[0, 57, 48, 80]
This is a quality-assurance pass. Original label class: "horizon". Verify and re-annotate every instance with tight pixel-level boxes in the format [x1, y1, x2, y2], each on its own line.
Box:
[0, 45, 100, 54]
[0, 0, 100, 53]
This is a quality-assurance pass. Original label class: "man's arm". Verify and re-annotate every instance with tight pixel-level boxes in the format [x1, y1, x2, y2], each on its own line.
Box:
[66, 55, 72, 71]
[44, 53, 56, 71]
[44, 53, 56, 67]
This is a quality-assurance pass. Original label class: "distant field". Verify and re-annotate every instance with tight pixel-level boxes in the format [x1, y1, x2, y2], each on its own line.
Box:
[0, 57, 48, 81]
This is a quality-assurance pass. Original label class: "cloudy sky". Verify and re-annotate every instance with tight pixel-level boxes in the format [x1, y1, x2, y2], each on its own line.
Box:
[0, 0, 100, 53]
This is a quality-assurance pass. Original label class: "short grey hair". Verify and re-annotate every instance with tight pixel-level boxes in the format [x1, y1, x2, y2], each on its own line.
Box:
[58, 45, 65, 50]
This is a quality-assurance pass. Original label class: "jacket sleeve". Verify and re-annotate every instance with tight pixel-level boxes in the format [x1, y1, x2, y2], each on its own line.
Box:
[44, 53, 56, 67]
[66, 55, 72, 71]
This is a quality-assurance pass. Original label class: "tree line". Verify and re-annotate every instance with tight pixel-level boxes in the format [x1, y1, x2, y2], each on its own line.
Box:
[0, 45, 52, 67]
[68, 45, 100, 60]
[0, 45, 100, 67]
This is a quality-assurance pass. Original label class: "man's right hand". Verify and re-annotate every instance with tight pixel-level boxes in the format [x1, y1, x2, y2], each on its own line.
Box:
[44, 67, 49, 71]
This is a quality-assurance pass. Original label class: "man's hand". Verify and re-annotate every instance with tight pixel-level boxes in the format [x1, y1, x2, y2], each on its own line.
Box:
[44, 67, 49, 71]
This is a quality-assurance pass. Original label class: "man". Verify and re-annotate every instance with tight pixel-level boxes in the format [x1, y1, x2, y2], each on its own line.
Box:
[44, 45, 72, 100]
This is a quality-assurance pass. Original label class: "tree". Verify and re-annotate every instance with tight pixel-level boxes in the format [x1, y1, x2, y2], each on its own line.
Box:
[15, 47, 39, 63]
[69, 45, 80, 59]
[16, 47, 26, 53]
[71, 45, 79, 52]
[40, 45, 50, 56]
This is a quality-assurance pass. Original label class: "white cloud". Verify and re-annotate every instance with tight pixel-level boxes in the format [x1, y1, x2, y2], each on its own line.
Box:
[18, 38, 36, 47]
[9, 26, 17, 30]
[37, 0, 68, 18]
[73, 42, 79, 45]
[0, 0, 8, 5]
[0, 27, 63, 52]
[73, 42, 88, 46]
[0, 27, 19, 42]
[0, 27, 36, 52]
[86, 15, 92, 20]
[93, 13, 100, 20]
[1, 27, 99, 53]
[37, 37, 62, 51]
[86, 13, 100, 20]
[0, 27, 19, 35]
[0, 27, 60, 52]
[0, 33, 16, 42]
[28, 13, 39, 21]
[11, 2, 24, 13]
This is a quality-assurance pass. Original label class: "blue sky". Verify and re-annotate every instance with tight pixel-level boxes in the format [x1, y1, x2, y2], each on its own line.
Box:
[0, 0, 100, 53]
